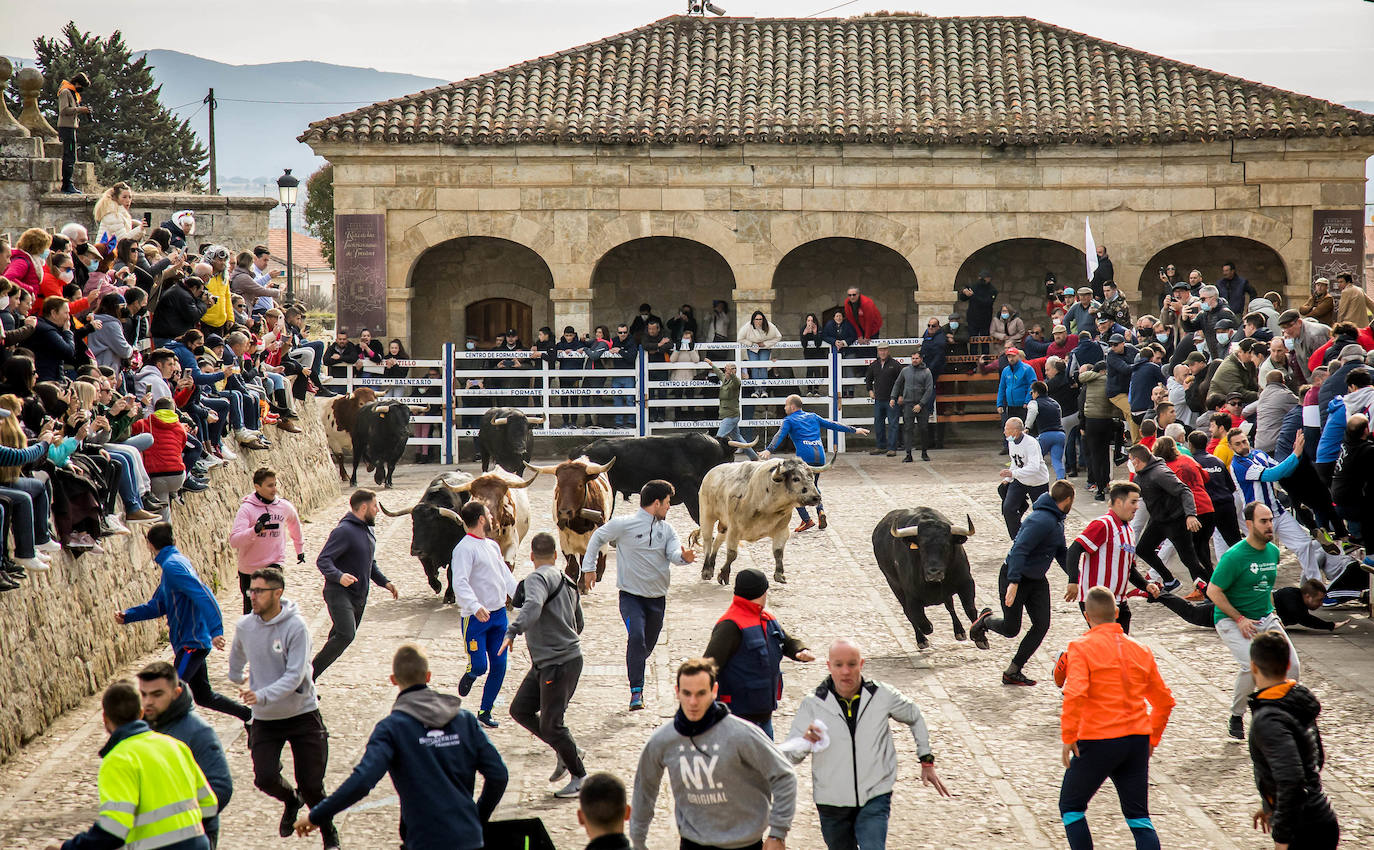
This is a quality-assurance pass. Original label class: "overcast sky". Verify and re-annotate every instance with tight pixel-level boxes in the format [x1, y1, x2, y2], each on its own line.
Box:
[6, 0, 1373, 104]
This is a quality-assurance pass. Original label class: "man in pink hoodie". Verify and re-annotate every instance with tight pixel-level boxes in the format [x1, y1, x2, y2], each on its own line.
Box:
[229, 467, 305, 614]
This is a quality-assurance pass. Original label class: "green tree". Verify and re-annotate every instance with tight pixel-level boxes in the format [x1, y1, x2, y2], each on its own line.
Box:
[304, 163, 335, 264]
[33, 22, 206, 190]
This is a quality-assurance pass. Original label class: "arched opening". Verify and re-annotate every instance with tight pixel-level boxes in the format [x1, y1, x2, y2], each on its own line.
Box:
[953, 239, 1087, 328]
[465, 298, 532, 348]
[408, 237, 554, 356]
[589, 237, 735, 336]
[772, 238, 918, 338]
[1137, 237, 1288, 313]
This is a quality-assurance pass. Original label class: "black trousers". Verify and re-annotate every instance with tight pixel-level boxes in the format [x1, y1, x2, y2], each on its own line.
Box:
[312, 584, 366, 680]
[1136, 516, 1208, 584]
[682, 840, 762, 850]
[59, 127, 77, 186]
[1157, 594, 1216, 628]
[1214, 504, 1243, 547]
[987, 564, 1051, 670]
[901, 403, 931, 454]
[175, 647, 251, 722]
[1191, 512, 1217, 574]
[1059, 735, 1158, 850]
[248, 709, 328, 808]
[1084, 417, 1115, 491]
[509, 656, 585, 777]
[1002, 480, 1048, 540]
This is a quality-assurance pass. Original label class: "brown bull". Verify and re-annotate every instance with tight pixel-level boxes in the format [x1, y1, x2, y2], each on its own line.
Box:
[320, 387, 378, 480]
[444, 470, 537, 567]
[526, 457, 615, 581]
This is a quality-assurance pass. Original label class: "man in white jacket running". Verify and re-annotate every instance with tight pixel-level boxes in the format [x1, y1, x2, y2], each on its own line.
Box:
[786, 639, 951, 850]
[453, 500, 519, 729]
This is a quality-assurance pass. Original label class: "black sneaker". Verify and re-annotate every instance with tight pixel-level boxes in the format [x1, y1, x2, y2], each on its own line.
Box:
[477, 710, 499, 729]
[279, 794, 302, 838]
[968, 608, 994, 650]
[903, 454, 913, 463]
[458, 672, 476, 697]
[1002, 670, 1037, 686]
[921, 451, 931, 461]
[319, 820, 341, 849]
[1228, 715, 1245, 740]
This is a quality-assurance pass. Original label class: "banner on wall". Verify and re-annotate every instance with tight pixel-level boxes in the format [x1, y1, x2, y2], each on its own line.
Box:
[335, 213, 388, 334]
[1310, 210, 1365, 290]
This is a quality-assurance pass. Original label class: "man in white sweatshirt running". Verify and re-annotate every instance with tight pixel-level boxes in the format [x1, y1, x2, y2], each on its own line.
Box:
[453, 500, 518, 729]
[1001, 416, 1052, 540]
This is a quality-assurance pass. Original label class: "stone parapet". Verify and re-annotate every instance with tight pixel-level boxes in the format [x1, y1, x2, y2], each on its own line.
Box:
[0, 398, 337, 764]
[30, 193, 276, 251]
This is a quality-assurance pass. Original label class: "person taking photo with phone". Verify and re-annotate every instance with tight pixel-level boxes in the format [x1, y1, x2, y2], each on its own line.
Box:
[229, 467, 305, 614]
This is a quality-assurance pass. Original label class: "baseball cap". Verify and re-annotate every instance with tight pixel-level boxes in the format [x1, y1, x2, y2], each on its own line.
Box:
[205, 334, 224, 348]
[1052, 324, 1067, 334]
[1005, 347, 1022, 357]
[1277, 309, 1301, 326]
[1172, 281, 1190, 291]
[1062, 287, 1076, 297]
[1108, 333, 1126, 345]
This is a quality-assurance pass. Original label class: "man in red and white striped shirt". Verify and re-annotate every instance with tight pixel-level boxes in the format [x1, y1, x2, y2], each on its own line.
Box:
[1064, 480, 1158, 633]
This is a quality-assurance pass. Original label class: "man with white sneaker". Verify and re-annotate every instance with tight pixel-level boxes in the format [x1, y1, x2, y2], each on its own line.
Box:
[0, 412, 66, 588]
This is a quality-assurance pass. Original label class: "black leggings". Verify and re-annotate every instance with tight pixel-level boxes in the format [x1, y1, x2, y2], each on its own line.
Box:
[1084, 417, 1115, 491]
[1136, 516, 1208, 585]
[987, 564, 1051, 670]
[175, 647, 252, 722]
[1191, 512, 1217, 574]
[1214, 504, 1243, 547]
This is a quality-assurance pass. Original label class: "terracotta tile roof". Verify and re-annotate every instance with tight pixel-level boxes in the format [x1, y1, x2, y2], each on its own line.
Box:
[302, 14, 1374, 147]
[267, 229, 330, 270]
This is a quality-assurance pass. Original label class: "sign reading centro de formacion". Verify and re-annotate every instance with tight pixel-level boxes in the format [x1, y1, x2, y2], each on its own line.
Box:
[1310, 210, 1365, 289]
[335, 213, 387, 335]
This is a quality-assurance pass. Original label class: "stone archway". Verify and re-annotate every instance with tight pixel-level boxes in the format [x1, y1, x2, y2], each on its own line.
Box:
[409, 236, 554, 357]
[770, 238, 919, 338]
[1137, 237, 1290, 312]
[588, 237, 736, 335]
[953, 239, 1087, 326]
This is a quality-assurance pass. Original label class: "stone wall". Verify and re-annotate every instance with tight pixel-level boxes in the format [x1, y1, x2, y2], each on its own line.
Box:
[25, 192, 277, 254]
[0, 398, 337, 763]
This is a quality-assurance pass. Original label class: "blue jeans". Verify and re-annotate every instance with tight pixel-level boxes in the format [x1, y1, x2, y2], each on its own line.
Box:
[611, 376, 635, 428]
[796, 474, 824, 521]
[0, 477, 49, 558]
[618, 591, 666, 690]
[462, 607, 510, 714]
[817, 792, 892, 850]
[1038, 429, 1066, 479]
[105, 451, 143, 512]
[746, 348, 770, 383]
[872, 400, 900, 450]
[716, 416, 759, 460]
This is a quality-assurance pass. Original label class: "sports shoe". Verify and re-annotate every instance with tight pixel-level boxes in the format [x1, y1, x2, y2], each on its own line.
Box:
[458, 672, 477, 697]
[868, 449, 885, 456]
[477, 710, 499, 729]
[1002, 670, 1037, 686]
[218, 446, 238, 461]
[1183, 580, 1207, 602]
[1162, 579, 1182, 594]
[629, 688, 645, 711]
[36, 539, 62, 555]
[181, 477, 209, 493]
[1359, 557, 1374, 575]
[549, 748, 587, 783]
[817, 510, 828, 530]
[968, 607, 994, 650]
[279, 794, 302, 838]
[793, 519, 816, 533]
[1313, 527, 1340, 555]
[14, 557, 48, 572]
[142, 494, 166, 511]
[0, 571, 18, 591]
[903, 454, 913, 462]
[319, 821, 341, 850]
[553, 775, 585, 799]
[1228, 715, 1245, 740]
[103, 515, 131, 536]
[126, 509, 159, 522]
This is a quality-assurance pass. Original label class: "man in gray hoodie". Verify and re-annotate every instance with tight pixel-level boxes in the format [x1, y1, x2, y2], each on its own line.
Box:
[502, 532, 587, 799]
[631, 658, 796, 850]
[891, 349, 936, 462]
[228, 567, 339, 850]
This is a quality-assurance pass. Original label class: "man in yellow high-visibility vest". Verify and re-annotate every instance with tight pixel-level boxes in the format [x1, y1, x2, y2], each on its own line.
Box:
[46, 680, 217, 850]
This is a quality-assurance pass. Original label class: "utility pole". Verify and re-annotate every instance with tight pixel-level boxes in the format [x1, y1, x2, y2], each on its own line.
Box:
[204, 87, 217, 194]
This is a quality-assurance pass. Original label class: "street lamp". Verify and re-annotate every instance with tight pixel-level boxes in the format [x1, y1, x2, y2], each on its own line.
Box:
[277, 168, 300, 304]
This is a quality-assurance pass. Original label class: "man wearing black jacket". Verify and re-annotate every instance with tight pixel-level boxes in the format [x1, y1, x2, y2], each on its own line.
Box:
[311, 490, 399, 680]
[1246, 632, 1339, 850]
[1127, 445, 1207, 596]
[865, 343, 903, 456]
[578, 773, 631, 849]
[150, 274, 211, 346]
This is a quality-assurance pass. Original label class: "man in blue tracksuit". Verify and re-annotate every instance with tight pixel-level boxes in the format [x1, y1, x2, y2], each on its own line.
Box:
[996, 348, 1036, 453]
[760, 394, 869, 532]
[294, 644, 508, 850]
[971, 482, 1075, 686]
[117, 522, 252, 723]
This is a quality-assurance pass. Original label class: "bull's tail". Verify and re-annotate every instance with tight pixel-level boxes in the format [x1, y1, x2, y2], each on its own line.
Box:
[687, 528, 702, 549]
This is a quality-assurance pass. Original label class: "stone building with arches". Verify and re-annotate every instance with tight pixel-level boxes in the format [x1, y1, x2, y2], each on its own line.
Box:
[301, 14, 1374, 355]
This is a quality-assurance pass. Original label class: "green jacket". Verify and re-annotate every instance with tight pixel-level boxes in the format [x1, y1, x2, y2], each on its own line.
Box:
[710, 364, 742, 419]
[1078, 367, 1114, 419]
[1210, 353, 1259, 405]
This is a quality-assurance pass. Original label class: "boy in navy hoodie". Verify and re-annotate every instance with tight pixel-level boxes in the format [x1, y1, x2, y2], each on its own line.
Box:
[294, 644, 508, 850]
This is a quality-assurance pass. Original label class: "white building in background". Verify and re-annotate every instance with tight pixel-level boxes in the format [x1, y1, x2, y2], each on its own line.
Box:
[266, 228, 335, 305]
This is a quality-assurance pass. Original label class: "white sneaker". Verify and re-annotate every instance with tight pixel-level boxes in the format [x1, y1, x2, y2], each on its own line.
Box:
[15, 556, 49, 571]
[201, 454, 224, 468]
[104, 515, 132, 536]
[218, 446, 238, 461]
[36, 540, 62, 555]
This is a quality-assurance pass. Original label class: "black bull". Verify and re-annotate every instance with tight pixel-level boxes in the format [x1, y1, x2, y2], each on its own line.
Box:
[351, 401, 411, 488]
[478, 408, 543, 474]
[871, 507, 981, 650]
[572, 433, 753, 523]
[380, 472, 471, 604]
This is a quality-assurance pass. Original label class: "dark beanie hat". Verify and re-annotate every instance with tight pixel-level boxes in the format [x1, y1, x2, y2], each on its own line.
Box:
[734, 568, 769, 600]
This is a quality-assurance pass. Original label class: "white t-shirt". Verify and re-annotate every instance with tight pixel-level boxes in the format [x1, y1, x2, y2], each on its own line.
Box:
[1007, 433, 1051, 487]
[451, 535, 518, 617]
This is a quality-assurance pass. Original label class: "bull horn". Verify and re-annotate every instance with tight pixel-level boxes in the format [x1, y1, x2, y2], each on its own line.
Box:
[525, 415, 544, 425]
[379, 501, 415, 517]
[727, 436, 759, 449]
[803, 454, 836, 474]
[441, 479, 474, 494]
[506, 469, 539, 489]
[492, 416, 509, 426]
[583, 456, 616, 476]
[524, 461, 559, 476]
[950, 514, 975, 538]
[579, 508, 604, 521]
[436, 507, 463, 523]
[890, 524, 921, 538]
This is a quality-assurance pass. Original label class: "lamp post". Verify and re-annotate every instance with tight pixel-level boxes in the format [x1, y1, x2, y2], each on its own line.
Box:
[277, 168, 300, 304]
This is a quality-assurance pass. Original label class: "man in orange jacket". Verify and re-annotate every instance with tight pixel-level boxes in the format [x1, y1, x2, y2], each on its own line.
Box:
[1058, 586, 1176, 850]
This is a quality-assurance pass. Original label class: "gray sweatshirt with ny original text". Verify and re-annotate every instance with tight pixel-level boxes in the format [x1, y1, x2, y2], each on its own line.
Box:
[630, 709, 796, 849]
[505, 564, 583, 668]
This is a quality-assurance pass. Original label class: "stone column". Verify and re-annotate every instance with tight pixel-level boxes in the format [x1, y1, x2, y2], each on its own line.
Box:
[551, 289, 595, 334]
[385, 288, 413, 349]
[15, 68, 58, 143]
[0, 59, 30, 138]
[731, 288, 777, 334]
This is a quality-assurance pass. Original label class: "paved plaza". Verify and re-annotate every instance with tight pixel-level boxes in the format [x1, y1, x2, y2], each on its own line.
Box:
[0, 447, 1371, 850]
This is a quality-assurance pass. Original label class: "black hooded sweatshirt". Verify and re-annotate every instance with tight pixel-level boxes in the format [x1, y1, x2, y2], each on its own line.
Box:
[1248, 681, 1337, 844]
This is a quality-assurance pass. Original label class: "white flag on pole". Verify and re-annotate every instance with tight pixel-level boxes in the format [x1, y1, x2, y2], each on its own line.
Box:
[1085, 217, 1099, 283]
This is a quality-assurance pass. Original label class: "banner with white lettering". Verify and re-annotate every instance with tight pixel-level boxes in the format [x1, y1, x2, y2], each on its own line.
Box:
[1311, 210, 1364, 290]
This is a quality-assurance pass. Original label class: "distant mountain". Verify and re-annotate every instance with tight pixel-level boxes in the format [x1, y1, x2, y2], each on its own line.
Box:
[137, 50, 444, 184]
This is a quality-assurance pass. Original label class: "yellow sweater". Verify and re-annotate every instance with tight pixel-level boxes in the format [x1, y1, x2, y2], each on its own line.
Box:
[202, 273, 232, 327]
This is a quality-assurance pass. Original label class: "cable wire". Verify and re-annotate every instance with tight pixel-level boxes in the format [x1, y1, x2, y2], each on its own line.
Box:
[806, 0, 860, 17]
[216, 97, 380, 105]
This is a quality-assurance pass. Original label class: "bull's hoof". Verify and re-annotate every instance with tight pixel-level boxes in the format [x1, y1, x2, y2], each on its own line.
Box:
[442, 589, 455, 605]
[916, 634, 931, 650]
[427, 576, 442, 593]
[954, 630, 968, 642]
[973, 635, 989, 651]
[716, 567, 731, 586]
[700, 566, 713, 582]
[772, 569, 786, 584]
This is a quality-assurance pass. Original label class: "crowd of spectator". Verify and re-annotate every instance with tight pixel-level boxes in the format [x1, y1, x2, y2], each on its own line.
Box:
[0, 187, 331, 590]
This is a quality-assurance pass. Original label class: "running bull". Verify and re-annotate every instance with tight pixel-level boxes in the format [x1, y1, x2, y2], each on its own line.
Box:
[349, 399, 411, 488]
[693, 455, 829, 585]
[380, 471, 472, 604]
[872, 507, 981, 650]
[525, 457, 615, 581]
[321, 387, 378, 481]
[573, 433, 755, 523]
[478, 407, 544, 473]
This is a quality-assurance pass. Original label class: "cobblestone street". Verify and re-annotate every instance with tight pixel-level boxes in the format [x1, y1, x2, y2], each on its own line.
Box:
[1, 450, 1371, 850]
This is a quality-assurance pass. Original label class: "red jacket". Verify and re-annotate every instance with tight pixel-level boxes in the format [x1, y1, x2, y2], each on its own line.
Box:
[1165, 454, 1213, 515]
[1307, 326, 1374, 374]
[2, 252, 42, 296]
[37, 268, 91, 315]
[844, 295, 883, 341]
[130, 413, 188, 474]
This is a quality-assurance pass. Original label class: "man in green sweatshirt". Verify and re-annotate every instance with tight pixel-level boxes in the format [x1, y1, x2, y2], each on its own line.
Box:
[630, 658, 796, 850]
[705, 358, 759, 460]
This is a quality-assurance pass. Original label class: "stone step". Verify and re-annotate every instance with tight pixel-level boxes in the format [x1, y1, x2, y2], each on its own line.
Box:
[0, 136, 42, 158]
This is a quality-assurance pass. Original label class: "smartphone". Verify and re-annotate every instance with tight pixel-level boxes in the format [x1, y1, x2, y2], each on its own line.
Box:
[142, 212, 153, 226]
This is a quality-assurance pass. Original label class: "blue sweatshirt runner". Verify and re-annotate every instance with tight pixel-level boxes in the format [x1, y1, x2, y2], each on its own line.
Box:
[124, 545, 223, 651]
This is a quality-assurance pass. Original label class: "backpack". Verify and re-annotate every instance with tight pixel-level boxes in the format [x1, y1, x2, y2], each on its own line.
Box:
[511, 568, 576, 609]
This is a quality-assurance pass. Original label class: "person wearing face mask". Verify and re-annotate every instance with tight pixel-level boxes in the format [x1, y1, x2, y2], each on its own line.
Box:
[1181, 284, 1237, 355]
[628, 303, 662, 345]
[1274, 310, 1331, 382]
[3, 228, 51, 298]
[941, 313, 969, 355]
[989, 305, 1025, 349]
[57, 73, 92, 194]
[667, 329, 700, 420]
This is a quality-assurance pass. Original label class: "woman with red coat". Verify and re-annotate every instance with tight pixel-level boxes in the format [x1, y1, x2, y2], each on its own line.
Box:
[1154, 435, 1216, 592]
[37, 252, 93, 315]
[129, 397, 188, 520]
[2, 228, 51, 297]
